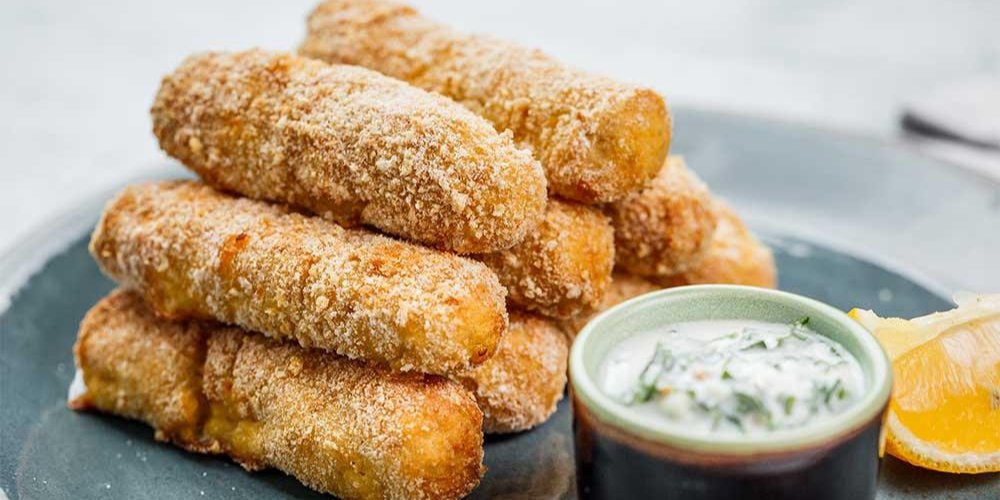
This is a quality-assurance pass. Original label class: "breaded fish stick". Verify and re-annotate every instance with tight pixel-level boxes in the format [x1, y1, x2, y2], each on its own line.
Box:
[456, 312, 569, 434]
[90, 181, 506, 375]
[656, 200, 776, 288]
[560, 205, 776, 336]
[69, 290, 484, 500]
[608, 156, 717, 277]
[477, 200, 614, 319]
[152, 49, 546, 254]
[300, 0, 671, 204]
[558, 273, 661, 338]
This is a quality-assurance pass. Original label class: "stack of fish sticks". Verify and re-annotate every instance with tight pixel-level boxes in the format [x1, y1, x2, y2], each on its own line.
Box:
[69, 1, 775, 499]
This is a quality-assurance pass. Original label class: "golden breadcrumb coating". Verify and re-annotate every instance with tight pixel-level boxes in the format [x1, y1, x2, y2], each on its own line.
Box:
[560, 204, 775, 335]
[656, 200, 777, 288]
[89, 181, 506, 375]
[300, 0, 671, 204]
[456, 312, 568, 434]
[558, 273, 661, 338]
[476, 200, 614, 319]
[608, 156, 718, 277]
[70, 290, 485, 500]
[152, 49, 546, 254]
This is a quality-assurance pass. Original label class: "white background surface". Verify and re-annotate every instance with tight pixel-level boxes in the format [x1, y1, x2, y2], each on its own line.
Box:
[2, 0, 998, 278]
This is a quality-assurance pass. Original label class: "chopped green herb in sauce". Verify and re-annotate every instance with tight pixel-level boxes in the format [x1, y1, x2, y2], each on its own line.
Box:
[599, 318, 864, 435]
[629, 342, 673, 404]
[783, 395, 796, 415]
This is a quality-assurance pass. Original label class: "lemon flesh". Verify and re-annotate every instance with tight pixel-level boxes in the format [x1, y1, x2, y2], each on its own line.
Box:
[850, 294, 1000, 474]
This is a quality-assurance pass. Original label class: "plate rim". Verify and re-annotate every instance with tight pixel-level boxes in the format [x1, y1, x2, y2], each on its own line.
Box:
[673, 106, 1000, 188]
[0, 165, 184, 314]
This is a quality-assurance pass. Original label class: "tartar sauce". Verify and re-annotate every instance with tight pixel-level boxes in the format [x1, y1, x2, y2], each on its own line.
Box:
[599, 318, 864, 435]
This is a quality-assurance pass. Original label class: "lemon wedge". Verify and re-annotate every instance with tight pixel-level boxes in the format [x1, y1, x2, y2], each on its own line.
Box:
[849, 294, 1000, 474]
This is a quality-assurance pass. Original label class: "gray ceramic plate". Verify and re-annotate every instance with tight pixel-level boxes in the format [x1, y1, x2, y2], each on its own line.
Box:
[2, 108, 998, 499]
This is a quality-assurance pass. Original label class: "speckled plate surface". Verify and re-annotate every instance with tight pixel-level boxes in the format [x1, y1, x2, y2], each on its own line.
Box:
[2, 108, 998, 499]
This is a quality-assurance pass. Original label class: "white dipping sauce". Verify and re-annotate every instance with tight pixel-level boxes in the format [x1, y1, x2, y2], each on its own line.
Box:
[599, 319, 864, 435]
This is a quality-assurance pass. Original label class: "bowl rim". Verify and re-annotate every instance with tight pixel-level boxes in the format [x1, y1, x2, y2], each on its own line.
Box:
[569, 285, 892, 455]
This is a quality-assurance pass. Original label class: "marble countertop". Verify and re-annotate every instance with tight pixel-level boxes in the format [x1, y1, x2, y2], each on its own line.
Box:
[2, 0, 998, 284]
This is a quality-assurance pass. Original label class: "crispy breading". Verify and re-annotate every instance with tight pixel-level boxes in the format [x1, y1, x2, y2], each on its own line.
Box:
[152, 49, 546, 254]
[608, 157, 718, 277]
[655, 200, 777, 288]
[558, 273, 661, 338]
[477, 200, 614, 319]
[70, 290, 485, 500]
[560, 203, 776, 335]
[89, 180, 506, 375]
[457, 312, 568, 433]
[300, 0, 671, 204]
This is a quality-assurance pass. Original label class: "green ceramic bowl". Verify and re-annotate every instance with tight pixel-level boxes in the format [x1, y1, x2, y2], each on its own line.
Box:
[570, 285, 892, 500]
